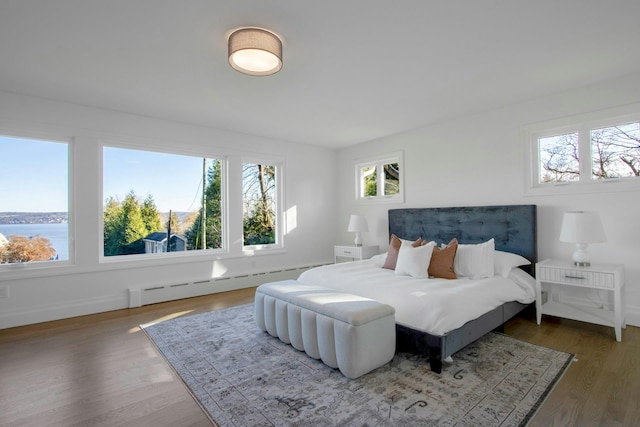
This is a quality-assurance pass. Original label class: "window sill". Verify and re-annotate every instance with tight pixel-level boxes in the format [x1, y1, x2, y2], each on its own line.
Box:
[355, 195, 404, 204]
[525, 179, 640, 197]
[0, 248, 289, 281]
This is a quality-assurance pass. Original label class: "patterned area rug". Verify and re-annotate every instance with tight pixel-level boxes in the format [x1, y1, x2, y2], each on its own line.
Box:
[142, 304, 573, 427]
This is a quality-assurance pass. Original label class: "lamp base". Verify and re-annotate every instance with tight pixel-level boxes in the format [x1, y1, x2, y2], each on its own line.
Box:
[572, 243, 591, 267]
[574, 261, 591, 267]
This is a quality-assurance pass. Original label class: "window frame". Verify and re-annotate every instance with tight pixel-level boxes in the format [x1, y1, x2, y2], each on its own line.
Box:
[241, 157, 284, 253]
[354, 151, 404, 203]
[525, 106, 640, 196]
[0, 129, 74, 272]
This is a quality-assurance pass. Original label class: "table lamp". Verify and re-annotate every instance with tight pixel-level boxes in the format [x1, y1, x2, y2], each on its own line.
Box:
[347, 214, 368, 246]
[559, 211, 606, 267]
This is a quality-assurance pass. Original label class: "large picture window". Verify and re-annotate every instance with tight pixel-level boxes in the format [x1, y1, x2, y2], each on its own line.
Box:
[242, 162, 278, 247]
[0, 134, 70, 266]
[102, 146, 224, 257]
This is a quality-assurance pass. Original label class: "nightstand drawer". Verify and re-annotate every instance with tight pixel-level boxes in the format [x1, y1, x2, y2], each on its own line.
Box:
[335, 246, 362, 258]
[537, 266, 615, 289]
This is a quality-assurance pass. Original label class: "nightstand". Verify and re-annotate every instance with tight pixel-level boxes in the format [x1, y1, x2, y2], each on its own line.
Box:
[535, 259, 625, 341]
[334, 245, 378, 263]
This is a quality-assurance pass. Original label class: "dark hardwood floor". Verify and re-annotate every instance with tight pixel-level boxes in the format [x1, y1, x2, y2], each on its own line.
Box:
[1, 287, 638, 426]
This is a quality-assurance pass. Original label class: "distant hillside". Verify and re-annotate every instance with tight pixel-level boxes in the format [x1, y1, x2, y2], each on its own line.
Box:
[0, 211, 197, 228]
[0, 212, 68, 224]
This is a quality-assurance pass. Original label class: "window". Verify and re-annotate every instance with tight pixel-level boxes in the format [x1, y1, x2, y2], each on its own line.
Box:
[355, 153, 403, 202]
[0, 134, 70, 266]
[527, 109, 640, 193]
[102, 146, 224, 258]
[242, 162, 279, 247]
[538, 133, 580, 183]
[590, 122, 640, 179]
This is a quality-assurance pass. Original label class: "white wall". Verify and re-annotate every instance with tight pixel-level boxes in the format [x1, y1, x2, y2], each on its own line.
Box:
[0, 91, 338, 329]
[337, 72, 640, 327]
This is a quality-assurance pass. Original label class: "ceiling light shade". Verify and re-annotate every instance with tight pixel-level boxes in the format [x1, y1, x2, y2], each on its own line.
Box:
[228, 28, 282, 76]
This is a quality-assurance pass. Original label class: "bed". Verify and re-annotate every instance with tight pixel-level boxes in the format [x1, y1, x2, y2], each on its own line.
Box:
[298, 204, 537, 373]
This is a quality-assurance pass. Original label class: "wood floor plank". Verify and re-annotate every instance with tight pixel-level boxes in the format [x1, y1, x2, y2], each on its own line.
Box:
[506, 313, 640, 427]
[1, 287, 639, 427]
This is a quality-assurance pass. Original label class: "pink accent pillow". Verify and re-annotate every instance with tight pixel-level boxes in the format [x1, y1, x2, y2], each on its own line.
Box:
[382, 234, 423, 270]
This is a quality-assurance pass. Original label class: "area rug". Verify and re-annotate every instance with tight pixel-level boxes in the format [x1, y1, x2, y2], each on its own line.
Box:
[142, 304, 573, 427]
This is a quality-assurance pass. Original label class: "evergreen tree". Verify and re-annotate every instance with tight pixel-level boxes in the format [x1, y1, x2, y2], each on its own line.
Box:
[186, 160, 222, 249]
[140, 195, 162, 235]
[103, 191, 163, 256]
[103, 197, 124, 256]
[121, 191, 146, 244]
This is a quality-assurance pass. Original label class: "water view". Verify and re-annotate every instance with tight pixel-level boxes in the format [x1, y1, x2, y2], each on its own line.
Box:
[0, 223, 69, 261]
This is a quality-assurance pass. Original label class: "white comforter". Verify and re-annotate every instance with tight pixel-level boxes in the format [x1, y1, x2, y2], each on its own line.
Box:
[297, 254, 536, 336]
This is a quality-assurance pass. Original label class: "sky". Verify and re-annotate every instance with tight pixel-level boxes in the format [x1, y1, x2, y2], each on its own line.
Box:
[0, 135, 212, 213]
[103, 147, 212, 212]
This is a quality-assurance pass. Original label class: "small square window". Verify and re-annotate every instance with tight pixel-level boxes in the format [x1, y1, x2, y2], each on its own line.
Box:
[355, 153, 403, 203]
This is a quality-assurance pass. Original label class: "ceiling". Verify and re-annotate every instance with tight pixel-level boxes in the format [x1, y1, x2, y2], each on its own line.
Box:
[1, 1, 639, 149]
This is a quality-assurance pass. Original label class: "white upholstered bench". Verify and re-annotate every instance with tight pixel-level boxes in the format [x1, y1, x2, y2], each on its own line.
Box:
[254, 280, 396, 379]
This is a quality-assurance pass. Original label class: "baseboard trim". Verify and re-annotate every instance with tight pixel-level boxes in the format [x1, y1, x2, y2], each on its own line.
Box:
[0, 264, 326, 330]
[0, 294, 127, 330]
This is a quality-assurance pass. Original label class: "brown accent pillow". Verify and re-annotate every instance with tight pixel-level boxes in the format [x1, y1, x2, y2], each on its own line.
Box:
[428, 238, 458, 279]
[382, 234, 423, 270]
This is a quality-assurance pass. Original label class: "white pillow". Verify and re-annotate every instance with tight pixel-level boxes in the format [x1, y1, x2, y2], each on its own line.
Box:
[394, 241, 435, 278]
[494, 250, 531, 277]
[454, 238, 495, 279]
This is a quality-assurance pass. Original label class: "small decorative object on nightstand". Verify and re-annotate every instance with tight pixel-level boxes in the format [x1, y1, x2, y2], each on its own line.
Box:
[535, 259, 625, 341]
[334, 245, 378, 263]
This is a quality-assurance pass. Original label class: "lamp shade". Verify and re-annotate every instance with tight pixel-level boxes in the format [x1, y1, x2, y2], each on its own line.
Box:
[347, 214, 368, 247]
[228, 28, 282, 76]
[559, 211, 606, 243]
[347, 215, 368, 233]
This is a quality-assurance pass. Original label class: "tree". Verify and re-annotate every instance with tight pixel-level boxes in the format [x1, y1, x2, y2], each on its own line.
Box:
[540, 134, 580, 183]
[591, 124, 640, 178]
[121, 191, 146, 245]
[363, 163, 399, 196]
[364, 166, 377, 196]
[540, 124, 640, 182]
[0, 235, 56, 263]
[141, 195, 162, 235]
[185, 159, 223, 250]
[103, 190, 163, 256]
[103, 197, 124, 256]
[242, 163, 276, 245]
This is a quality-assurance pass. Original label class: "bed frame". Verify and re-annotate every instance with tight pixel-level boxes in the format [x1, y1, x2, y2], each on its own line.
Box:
[388, 204, 537, 373]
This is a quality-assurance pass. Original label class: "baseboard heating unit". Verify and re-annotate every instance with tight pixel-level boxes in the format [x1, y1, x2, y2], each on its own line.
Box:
[128, 265, 324, 308]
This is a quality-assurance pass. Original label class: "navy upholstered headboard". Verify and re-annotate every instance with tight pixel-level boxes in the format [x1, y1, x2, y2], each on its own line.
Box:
[388, 205, 537, 276]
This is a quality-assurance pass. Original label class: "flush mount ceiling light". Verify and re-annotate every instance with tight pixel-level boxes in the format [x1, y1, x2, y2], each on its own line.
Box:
[228, 27, 283, 76]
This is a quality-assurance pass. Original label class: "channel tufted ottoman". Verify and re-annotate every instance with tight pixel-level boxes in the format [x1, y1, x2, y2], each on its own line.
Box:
[254, 280, 396, 379]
